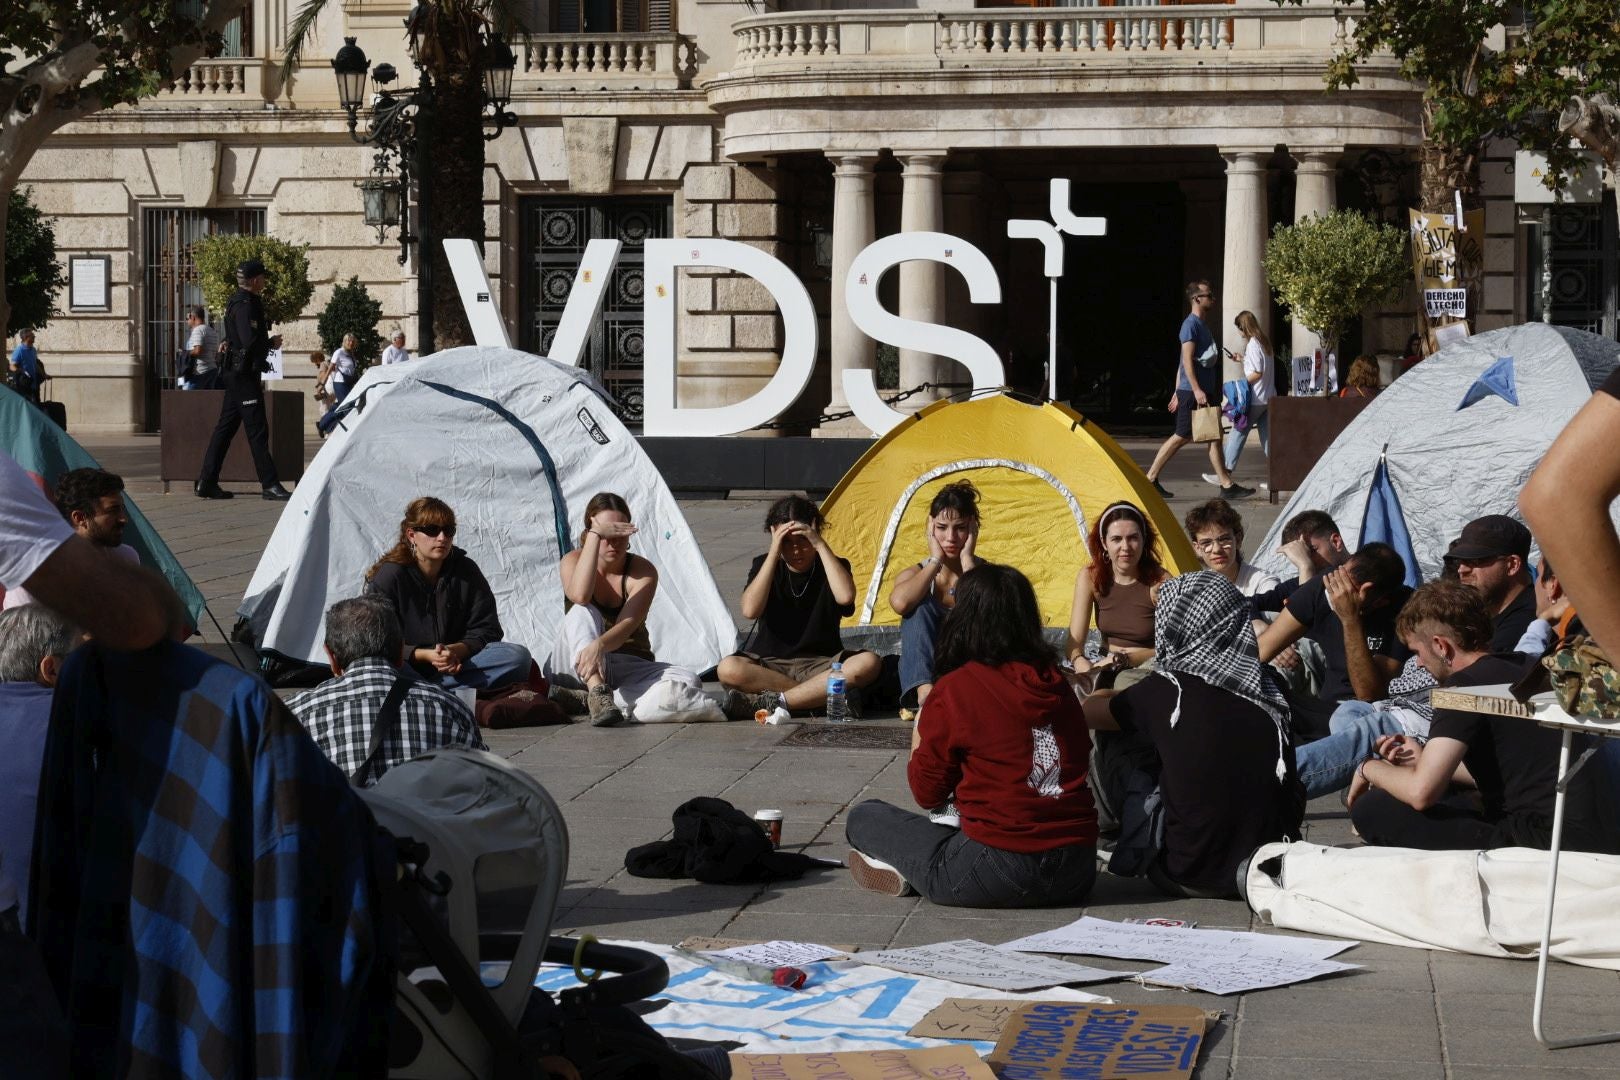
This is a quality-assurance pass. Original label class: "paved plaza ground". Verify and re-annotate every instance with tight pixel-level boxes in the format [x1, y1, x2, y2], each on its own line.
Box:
[85, 431, 1620, 1079]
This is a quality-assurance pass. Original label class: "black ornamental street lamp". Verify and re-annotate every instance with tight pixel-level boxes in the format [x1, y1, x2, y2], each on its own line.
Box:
[331, 32, 519, 353]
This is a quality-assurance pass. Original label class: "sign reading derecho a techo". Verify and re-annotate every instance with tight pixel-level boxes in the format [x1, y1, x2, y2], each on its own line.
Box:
[525, 180, 1106, 438]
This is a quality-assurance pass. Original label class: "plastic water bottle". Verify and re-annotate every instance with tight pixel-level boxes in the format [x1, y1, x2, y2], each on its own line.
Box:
[826, 662, 849, 723]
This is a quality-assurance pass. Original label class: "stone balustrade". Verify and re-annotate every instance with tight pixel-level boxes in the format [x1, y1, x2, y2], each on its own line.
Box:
[521, 34, 698, 90]
[731, 3, 1357, 70]
[154, 58, 263, 100]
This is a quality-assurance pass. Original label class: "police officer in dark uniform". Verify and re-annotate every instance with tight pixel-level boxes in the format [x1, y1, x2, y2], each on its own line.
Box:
[196, 258, 292, 500]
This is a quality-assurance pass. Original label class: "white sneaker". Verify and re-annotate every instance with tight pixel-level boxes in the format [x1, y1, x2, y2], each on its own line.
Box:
[848, 850, 915, 896]
[1201, 472, 1222, 487]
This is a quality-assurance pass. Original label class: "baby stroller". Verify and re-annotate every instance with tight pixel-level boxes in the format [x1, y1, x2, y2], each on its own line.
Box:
[360, 749, 723, 1079]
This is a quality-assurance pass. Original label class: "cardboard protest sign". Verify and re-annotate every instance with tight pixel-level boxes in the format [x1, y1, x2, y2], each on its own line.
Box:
[1409, 208, 1485, 345]
[987, 1002, 1210, 1080]
[730, 1045, 997, 1079]
[857, 940, 1129, 991]
[908, 999, 1073, 1042]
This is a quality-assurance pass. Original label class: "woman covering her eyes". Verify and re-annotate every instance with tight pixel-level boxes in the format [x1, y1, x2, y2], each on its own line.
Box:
[365, 496, 532, 691]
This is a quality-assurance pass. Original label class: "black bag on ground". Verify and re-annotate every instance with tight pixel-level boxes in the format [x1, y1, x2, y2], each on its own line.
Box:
[38, 400, 66, 431]
[625, 797, 825, 883]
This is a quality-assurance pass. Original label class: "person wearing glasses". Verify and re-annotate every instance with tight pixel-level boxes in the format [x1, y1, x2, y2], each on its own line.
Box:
[1183, 499, 1277, 602]
[1142, 280, 1253, 501]
[364, 496, 531, 691]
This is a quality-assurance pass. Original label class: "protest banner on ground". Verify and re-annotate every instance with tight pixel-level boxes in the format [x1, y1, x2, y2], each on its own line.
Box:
[987, 1002, 1210, 1080]
[908, 999, 1071, 1042]
[855, 940, 1131, 991]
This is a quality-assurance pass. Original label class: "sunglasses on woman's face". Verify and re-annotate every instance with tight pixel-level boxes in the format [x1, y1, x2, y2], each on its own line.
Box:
[412, 524, 456, 539]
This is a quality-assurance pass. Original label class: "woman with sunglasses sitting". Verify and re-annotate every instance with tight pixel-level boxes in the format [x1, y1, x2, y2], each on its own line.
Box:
[364, 496, 532, 691]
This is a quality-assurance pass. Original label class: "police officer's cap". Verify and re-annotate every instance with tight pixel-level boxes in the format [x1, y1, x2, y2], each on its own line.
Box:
[236, 258, 269, 279]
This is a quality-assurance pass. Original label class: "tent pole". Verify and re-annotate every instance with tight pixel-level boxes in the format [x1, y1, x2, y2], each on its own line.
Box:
[205, 605, 249, 670]
[1047, 278, 1059, 402]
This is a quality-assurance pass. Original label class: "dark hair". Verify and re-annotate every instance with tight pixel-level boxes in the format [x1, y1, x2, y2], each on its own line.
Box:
[187, 305, 207, 322]
[1541, 556, 1555, 579]
[1396, 581, 1492, 653]
[934, 563, 1056, 679]
[1183, 498, 1245, 554]
[324, 595, 404, 668]
[764, 495, 824, 532]
[928, 480, 980, 522]
[367, 496, 456, 581]
[1281, 509, 1340, 545]
[1086, 500, 1166, 597]
[1186, 279, 1211, 302]
[581, 491, 632, 544]
[53, 468, 124, 525]
[1348, 541, 1407, 600]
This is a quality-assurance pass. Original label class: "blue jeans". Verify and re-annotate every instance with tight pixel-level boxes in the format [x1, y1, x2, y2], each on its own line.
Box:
[316, 379, 352, 433]
[899, 592, 947, 704]
[1293, 701, 1404, 799]
[1223, 403, 1270, 471]
[435, 640, 532, 692]
[846, 799, 1096, 908]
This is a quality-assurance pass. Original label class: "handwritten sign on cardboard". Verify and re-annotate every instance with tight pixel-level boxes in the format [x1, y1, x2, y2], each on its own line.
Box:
[730, 1045, 996, 1079]
[856, 939, 1129, 991]
[987, 1002, 1209, 1080]
[907, 998, 1073, 1042]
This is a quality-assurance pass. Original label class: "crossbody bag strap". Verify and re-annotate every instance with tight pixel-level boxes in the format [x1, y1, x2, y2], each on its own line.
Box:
[353, 670, 413, 786]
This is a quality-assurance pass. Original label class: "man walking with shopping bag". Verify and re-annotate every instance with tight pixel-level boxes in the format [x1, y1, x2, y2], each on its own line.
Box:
[1143, 281, 1252, 500]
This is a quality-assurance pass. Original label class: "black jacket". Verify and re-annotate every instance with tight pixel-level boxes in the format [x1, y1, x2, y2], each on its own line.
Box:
[366, 550, 505, 674]
[223, 286, 272, 378]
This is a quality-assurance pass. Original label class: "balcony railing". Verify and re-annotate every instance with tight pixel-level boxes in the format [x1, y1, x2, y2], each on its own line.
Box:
[520, 33, 698, 90]
[730, 3, 1358, 72]
[151, 57, 266, 101]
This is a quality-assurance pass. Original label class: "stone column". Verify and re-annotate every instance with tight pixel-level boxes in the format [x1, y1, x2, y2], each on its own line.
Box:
[1219, 150, 1270, 382]
[898, 152, 947, 403]
[825, 152, 879, 422]
[1290, 149, 1341, 361]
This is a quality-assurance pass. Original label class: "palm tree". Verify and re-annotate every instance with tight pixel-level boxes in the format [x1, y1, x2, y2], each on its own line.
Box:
[282, 1, 529, 351]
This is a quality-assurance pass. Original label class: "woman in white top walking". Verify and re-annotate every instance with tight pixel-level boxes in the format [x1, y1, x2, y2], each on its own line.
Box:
[1223, 310, 1273, 473]
[316, 334, 360, 435]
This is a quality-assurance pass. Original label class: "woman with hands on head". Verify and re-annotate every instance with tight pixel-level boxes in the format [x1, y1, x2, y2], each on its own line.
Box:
[1066, 500, 1169, 692]
[365, 496, 532, 691]
[890, 480, 982, 711]
[718, 495, 880, 720]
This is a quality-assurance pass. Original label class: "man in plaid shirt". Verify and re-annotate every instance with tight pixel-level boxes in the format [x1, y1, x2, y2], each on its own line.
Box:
[291, 595, 485, 783]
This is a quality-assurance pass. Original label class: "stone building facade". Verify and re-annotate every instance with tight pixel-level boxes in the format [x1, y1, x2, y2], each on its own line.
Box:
[16, 1, 1599, 435]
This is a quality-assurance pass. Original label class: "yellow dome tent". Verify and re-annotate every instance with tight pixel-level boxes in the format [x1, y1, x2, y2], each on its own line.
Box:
[820, 393, 1199, 629]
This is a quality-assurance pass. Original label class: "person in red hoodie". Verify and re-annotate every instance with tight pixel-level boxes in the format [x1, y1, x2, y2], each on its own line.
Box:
[845, 562, 1098, 906]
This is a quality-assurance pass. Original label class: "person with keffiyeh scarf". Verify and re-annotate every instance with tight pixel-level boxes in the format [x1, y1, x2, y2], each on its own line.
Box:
[1084, 571, 1305, 899]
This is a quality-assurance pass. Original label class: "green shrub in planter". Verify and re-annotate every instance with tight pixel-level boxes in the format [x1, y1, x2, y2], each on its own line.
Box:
[192, 233, 314, 326]
[316, 276, 384, 374]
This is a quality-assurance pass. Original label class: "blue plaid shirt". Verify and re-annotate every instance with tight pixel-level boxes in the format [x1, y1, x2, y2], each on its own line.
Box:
[29, 641, 392, 1079]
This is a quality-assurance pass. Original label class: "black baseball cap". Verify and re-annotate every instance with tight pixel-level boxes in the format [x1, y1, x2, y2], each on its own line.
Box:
[1444, 514, 1531, 562]
[237, 257, 269, 279]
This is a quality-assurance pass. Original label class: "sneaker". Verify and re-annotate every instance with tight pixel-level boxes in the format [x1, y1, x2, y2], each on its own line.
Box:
[1150, 479, 1174, 499]
[848, 850, 914, 897]
[550, 685, 589, 718]
[720, 689, 755, 723]
[1220, 483, 1255, 499]
[587, 685, 626, 728]
[1201, 472, 1223, 487]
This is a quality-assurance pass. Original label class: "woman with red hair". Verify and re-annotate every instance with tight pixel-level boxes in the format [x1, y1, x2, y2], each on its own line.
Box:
[1065, 500, 1169, 691]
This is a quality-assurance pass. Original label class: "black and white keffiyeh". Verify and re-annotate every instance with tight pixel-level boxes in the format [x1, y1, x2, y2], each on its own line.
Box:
[1152, 570, 1292, 782]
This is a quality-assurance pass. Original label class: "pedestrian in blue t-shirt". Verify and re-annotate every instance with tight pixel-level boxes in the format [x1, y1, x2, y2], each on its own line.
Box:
[1143, 281, 1253, 500]
[7, 330, 44, 404]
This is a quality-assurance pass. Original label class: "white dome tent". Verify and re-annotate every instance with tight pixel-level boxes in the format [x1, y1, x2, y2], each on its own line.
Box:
[239, 346, 736, 678]
[1254, 324, 1620, 583]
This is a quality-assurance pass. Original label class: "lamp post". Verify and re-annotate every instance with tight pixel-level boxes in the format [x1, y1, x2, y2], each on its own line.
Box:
[330, 34, 519, 354]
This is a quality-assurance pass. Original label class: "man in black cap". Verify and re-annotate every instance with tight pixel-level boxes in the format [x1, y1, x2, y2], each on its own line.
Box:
[196, 258, 291, 501]
[1443, 514, 1535, 651]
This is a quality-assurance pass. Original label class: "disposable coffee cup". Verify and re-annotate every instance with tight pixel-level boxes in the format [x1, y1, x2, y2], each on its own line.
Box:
[754, 809, 784, 848]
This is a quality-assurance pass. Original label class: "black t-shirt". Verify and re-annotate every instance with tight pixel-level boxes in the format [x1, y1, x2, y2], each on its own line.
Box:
[1490, 584, 1537, 653]
[742, 553, 854, 659]
[1284, 576, 1413, 702]
[1429, 654, 1616, 851]
[1109, 672, 1303, 892]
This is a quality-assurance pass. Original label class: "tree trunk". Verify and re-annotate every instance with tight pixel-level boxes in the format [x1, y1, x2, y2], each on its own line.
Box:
[417, 70, 485, 352]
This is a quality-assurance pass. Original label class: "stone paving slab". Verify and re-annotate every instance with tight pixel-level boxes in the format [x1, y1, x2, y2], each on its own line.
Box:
[76, 433, 1620, 1078]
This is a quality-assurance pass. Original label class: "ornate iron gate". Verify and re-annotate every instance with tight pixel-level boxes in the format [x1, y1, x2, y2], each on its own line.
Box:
[1532, 202, 1619, 340]
[141, 207, 264, 429]
[519, 197, 670, 427]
